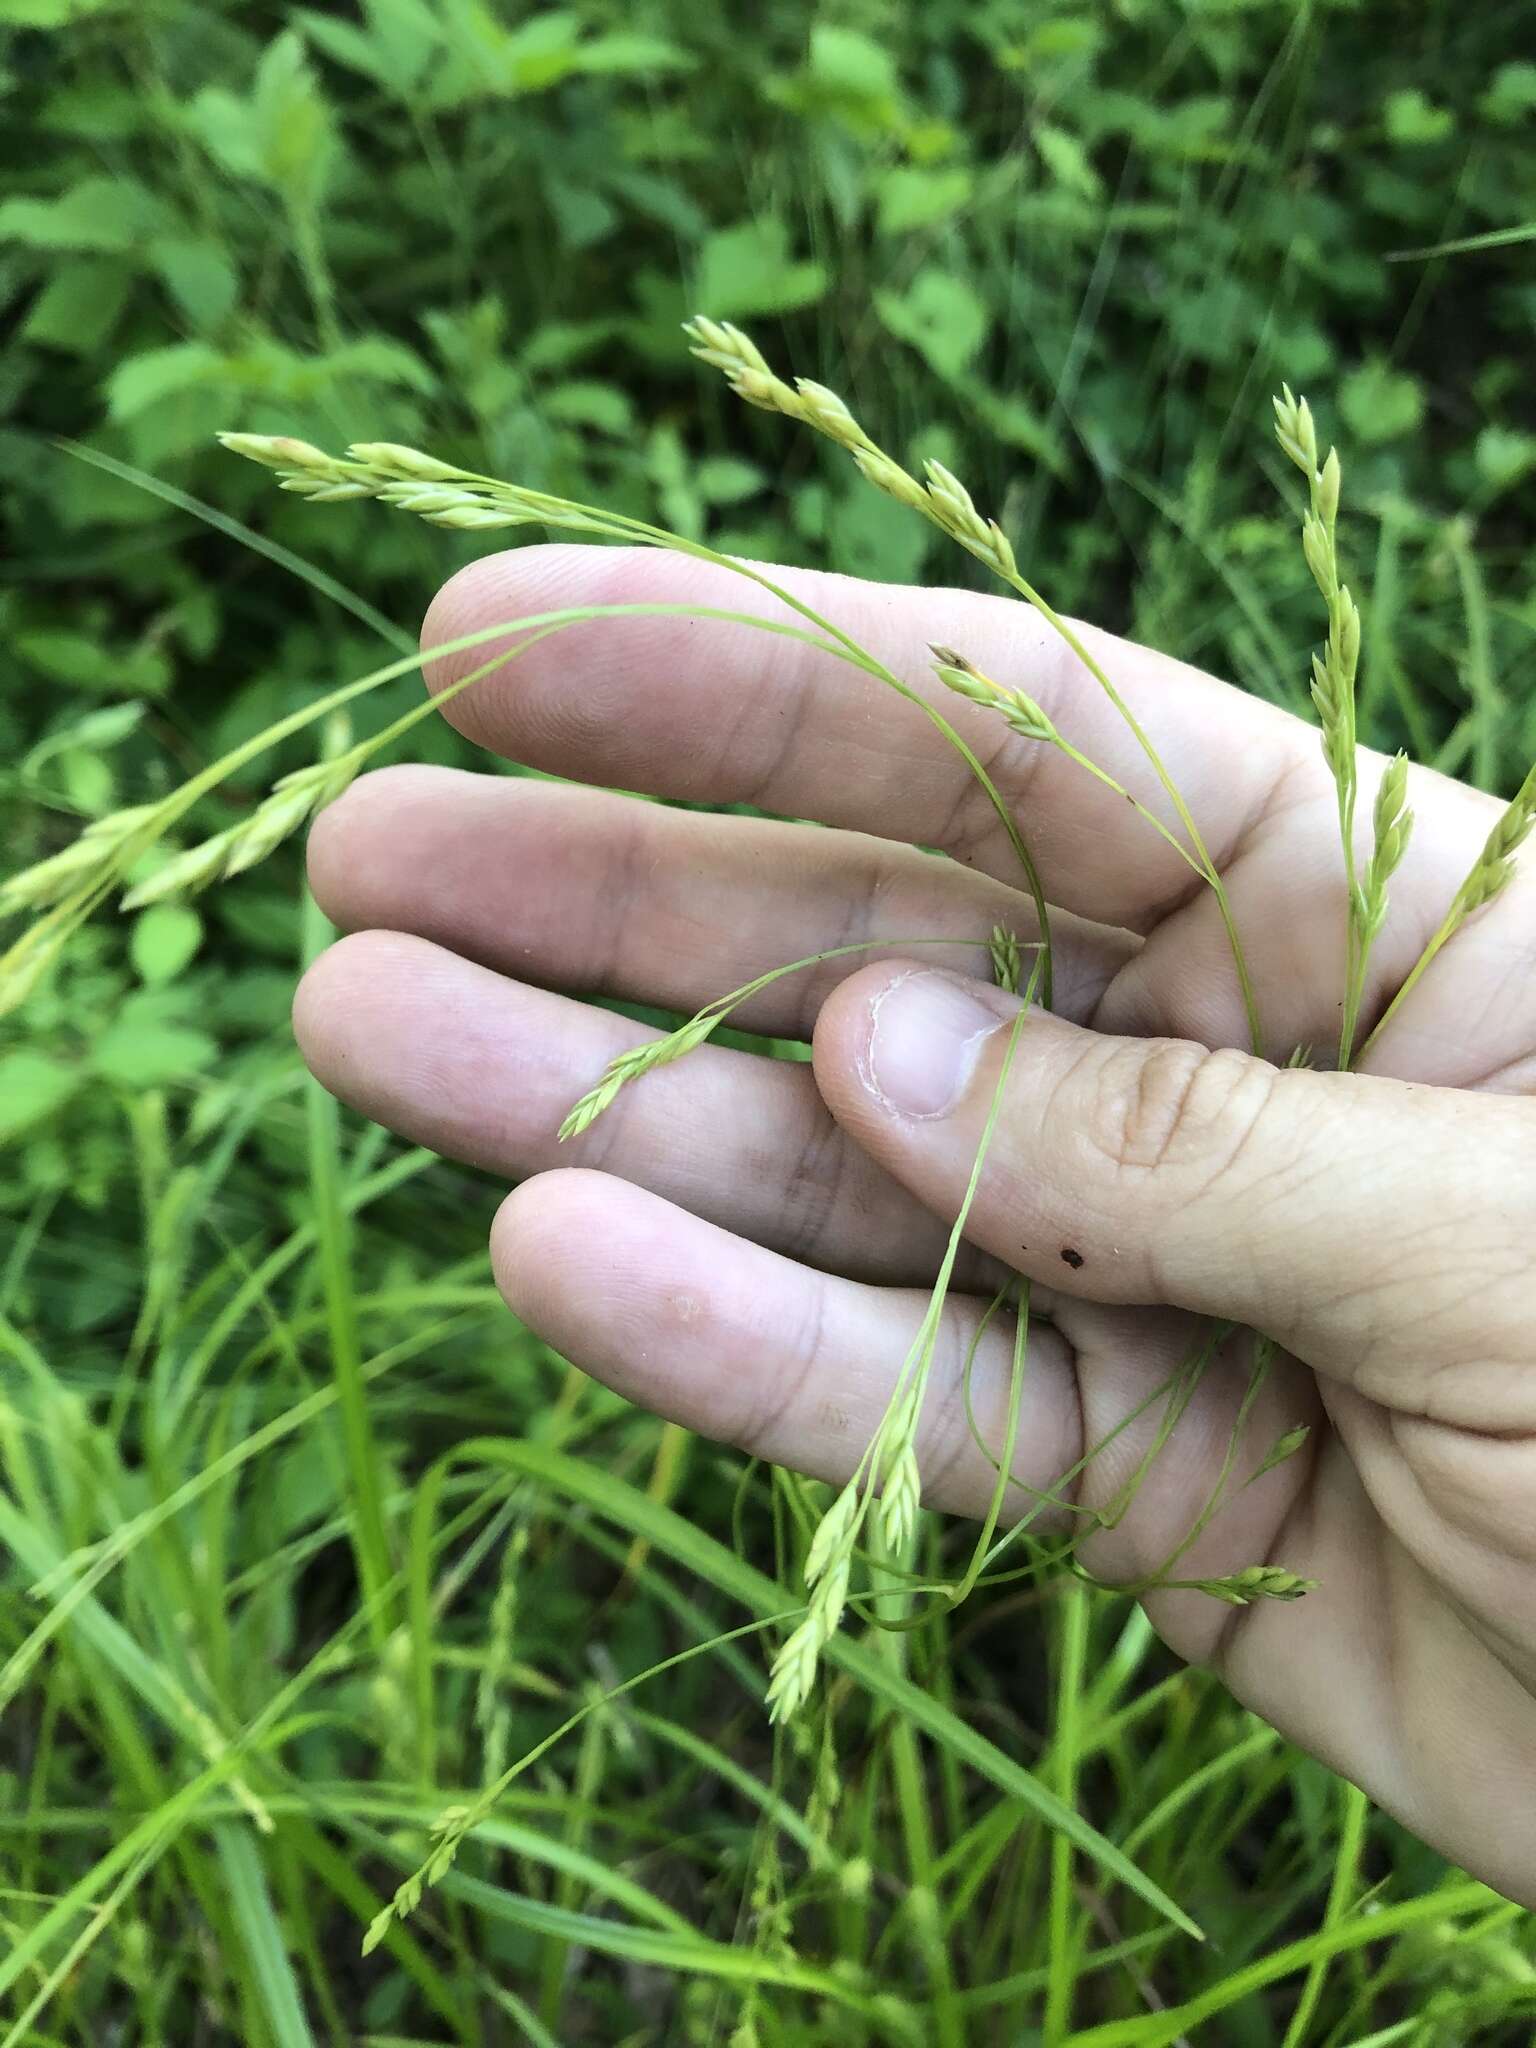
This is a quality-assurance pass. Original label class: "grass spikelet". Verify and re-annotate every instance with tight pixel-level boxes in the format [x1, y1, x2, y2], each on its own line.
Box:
[1171, 1564, 1319, 1606]
[1274, 384, 1376, 1065]
[223, 420, 1059, 999]
[989, 924, 1023, 994]
[767, 969, 1041, 1718]
[931, 646, 1057, 743]
[1361, 756, 1536, 1059]
[1360, 752, 1414, 945]
[876, 1437, 922, 1557]
[691, 318, 1261, 1049]
[557, 1016, 718, 1140]
[932, 646, 1232, 887]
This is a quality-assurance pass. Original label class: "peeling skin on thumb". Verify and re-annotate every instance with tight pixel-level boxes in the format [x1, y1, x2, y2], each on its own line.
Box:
[858, 967, 1008, 1121]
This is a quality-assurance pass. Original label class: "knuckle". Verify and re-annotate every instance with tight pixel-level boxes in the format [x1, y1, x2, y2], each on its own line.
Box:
[1084, 1038, 1277, 1190]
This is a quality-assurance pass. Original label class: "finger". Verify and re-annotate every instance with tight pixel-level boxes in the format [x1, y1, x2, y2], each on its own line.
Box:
[421, 544, 1310, 925]
[306, 763, 1133, 1034]
[1091, 750, 1528, 1071]
[813, 961, 1536, 1426]
[493, 1169, 1080, 1513]
[497, 1173, 1324, 1658]
[293, 930, 992, 1286]
[496, 1170, 1536, 1909]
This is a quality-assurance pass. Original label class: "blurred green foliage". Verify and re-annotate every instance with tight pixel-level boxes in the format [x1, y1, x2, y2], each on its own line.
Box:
[3, 2, 1536, 2041]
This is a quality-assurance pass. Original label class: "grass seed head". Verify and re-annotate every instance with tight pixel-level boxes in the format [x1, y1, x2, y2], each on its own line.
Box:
[877, 1441, 921, 1556]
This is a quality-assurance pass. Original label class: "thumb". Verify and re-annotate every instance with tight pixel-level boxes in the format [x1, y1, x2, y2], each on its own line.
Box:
[812, 962, 1536, 1427]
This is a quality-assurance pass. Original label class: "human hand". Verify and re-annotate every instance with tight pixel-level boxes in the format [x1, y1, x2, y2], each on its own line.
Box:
[296, 545, 1536, 1906]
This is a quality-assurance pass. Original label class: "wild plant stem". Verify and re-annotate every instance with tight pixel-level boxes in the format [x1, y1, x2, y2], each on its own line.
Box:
[1355, 908, 1456, 1064]
[1282, 1779, 1370, 2048]
[1045, 1577, 1090, 2045]
[996, 566, 1260, 1052]
[303, 882, 396, 1649]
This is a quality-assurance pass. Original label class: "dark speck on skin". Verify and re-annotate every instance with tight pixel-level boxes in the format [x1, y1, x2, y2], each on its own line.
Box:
[1060, 1247, 1085, 1270]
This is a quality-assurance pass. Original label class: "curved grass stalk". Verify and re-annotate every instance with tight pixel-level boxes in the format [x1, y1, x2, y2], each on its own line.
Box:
[1358, 756, 1536, 1063]
[557, 932, 1041, 1140]
[766, 967, 1040, 1722]
[220, 430, 1056, 1006]
[685, 319, 1260, 1050]
[0, 598, 1049, 1016]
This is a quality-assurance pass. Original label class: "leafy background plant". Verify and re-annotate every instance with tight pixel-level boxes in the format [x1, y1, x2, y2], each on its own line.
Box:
[3, 0, 1536, 2041]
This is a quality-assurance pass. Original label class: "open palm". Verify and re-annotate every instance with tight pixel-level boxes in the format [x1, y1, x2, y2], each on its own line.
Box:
[296, 544, 1536, 1906]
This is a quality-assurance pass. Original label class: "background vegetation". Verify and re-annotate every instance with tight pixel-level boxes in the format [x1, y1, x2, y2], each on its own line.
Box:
[3, 0, 1536, 2040]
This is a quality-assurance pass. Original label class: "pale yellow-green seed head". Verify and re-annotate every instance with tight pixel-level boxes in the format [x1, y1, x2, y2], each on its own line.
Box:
[217, 430, 335, 474]
[347, 441, 467, 482]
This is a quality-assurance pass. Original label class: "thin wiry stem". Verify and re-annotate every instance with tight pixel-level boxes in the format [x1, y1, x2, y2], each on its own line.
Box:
[684, 320, 1263, 1051]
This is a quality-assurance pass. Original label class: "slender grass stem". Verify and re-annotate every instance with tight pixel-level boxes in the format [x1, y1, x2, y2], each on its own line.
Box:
[302, 880, 395, 1650]
[1044, 1577, 1090, 2045]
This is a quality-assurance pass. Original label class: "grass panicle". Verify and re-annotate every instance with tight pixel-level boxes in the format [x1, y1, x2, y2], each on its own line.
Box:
[1361, 756, 1536, 1060]
[931, 647, 1225, 887]
[221, 421, 1060, 1008]
[692, 317, 1262, 1051]
[1274, 385, 1381, 1067]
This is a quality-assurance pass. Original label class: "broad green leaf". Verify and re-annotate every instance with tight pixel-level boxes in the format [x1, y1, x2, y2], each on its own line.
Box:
[16, 629, 123, 692]
[1384, 87, 1454, 146]
[809, 23, 899, 104]
[92, 1013, 218, 1087]
[693, 218, 828, 320]
[694, 455, 764, 505]
[1480, 61, 1536, 125]
[21, 258, 131, 353]
[106, 343, 224, 423]
[573, 33, 694, 76]
[21, 697, 145, 782]
[1036, 122, 1102, 198]
[874, 266, 991, 379]
[876, 165, 974, 234]
[1340, 359, 1424, 444]
[0, 1050, 80, 1143]
[0, 176, 164, 253]
[542, 379, 635, 435]
[0, 0, 116, 19]
[829, 481, 931, 585]
[150, 236, 239, 332]
[1475, 425, 1536, 493]
[130, 903, 204, 986]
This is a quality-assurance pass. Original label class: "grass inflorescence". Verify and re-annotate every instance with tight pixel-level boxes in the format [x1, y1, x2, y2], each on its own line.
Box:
[6, 315, 1536, 2043]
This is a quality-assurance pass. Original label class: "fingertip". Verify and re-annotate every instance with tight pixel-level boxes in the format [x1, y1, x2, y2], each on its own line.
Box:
[418, 542, 655, 740]
[304, 762, 458, 928]
[490, 1168, 598, 1316]
[813, 959, 1016, 1134]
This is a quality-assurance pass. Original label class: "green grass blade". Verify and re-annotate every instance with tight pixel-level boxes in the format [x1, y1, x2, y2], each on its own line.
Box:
[436, 1437, 1202, 1941]
[214, 1822, 318, 2048]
